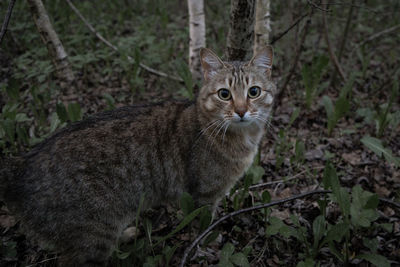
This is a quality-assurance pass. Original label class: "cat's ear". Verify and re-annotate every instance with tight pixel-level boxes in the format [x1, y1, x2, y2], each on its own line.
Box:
[249, 46, 273, 78]
[200, 48, 225, 81]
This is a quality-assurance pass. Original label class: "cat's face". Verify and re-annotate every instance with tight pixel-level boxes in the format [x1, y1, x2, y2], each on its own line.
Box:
[198, 47, 276, 132]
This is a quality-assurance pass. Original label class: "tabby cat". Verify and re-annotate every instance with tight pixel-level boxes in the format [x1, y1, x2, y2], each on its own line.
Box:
[0, 46, 275, 266]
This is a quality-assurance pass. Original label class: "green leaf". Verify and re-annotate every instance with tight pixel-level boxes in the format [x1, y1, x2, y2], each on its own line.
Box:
[180, 192, 195, 217]
[363, 237, 378, 253]
[163, 244, 179, 266]
[333, 97, 350, 121]
[67, 103, 82, 122]
[296, 258, 315, 267]
[322, 96, 334, 122]
[266, 216, 284, 236]
[15, 113, 31, 122]
[328, 241, 344, 262]
[218, 259, 234, 267]
[246, 165, 265, 184]
[358, 254, 390, 267]
[312, 215, 326, 249]
[115, 249, 131, 260]
[153, 206, 203, 247]
[49, 112, 61, 133]
[278, 225, 297, 239]
[199, 207, 212, 232]
[336, 188, 351, 219]
[322, 163, 340, 192]
[56, 102, 68, 123]
[295, 140, 305, 164]
[230, 253, 250, 267]
[323, 222, 349, 245]
[379, 223, 393, 233]
[1, 119, 15, 143]
[288, 107, 300, 127]
[221, 242, 235, 260]
[365, 194, 379, 209]
[361, 136, 400, 166]
[203, 231, 219, 246]
[144, 217, 153, 244]
[102, 93, 115, 110]
[262, 190, 271, 203]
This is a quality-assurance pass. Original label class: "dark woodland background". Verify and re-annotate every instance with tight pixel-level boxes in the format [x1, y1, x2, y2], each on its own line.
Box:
[0, 0, 399, 266]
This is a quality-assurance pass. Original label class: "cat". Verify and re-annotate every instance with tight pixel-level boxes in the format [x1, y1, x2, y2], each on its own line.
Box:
[0, 46, 275, 266]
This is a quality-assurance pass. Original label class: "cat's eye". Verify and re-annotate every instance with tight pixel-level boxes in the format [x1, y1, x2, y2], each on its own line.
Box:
[217, 89, 231, 100]
[248, 86, 261, 98]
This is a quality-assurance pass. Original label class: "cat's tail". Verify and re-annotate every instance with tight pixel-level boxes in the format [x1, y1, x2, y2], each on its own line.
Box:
[0, 155, 23, 201]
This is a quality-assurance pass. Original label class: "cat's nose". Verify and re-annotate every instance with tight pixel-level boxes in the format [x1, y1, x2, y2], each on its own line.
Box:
[235, 107, 247, 118]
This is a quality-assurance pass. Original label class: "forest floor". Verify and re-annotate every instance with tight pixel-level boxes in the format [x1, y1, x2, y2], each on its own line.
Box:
[1, 69, 399, 266]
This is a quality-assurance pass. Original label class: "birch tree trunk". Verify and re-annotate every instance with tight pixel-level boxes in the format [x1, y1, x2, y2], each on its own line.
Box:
[225, 0, 255, 61]
[188, 0, 206, 81]
[253, 0, 271, 53]
[27, 0, 75, 88]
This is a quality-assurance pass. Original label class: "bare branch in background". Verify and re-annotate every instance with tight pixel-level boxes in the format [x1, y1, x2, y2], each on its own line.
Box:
[322, 0, 346, 82]
[307, 0, 331, 12]
[0, 0, 16, 44]
[225, 0, 255, 61]
[330, 0, 356, 85]
[253, 0, 271, 53]
[27, 0, 75, 88]
[272, 11, 313, 114]
[188, 0, 206, 81]
[351, 24, 400, 53]
[270, 12, 309, 45]
[65, 0, 183, 83]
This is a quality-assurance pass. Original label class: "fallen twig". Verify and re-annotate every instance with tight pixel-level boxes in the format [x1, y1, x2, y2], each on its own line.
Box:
[380, 198, 400, 210]
[322, 0, 347, 82]
[65, 0, 183, 82]
[179, 189, 400, 266]
[248, 166, 325, 190]
[0, 0, 16, 44]
[26, 256, 58, 267]
[179, 189, 331, 267]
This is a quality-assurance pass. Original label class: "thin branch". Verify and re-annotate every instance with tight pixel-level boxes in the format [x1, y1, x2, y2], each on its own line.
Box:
[271, 10, 313, 114]
[26, 256, 58, 267]
[65, 0, 183, 82]
[330, 0, 355, 85]
[270, 12, 309, 45]
[380, 198, 400, 210]
[0, 0, 16, 44]
[321, 2, 381, 14]
[351, 24, 400, 53]
[337, 0, 355, 62]
[307, 0, 331, 12]
[248, 166, 325, 190]
[179, 190, 331, 267]
[322, 0, 346, 82]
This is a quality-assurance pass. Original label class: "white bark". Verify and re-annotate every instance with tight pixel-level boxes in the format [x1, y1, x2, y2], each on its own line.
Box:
[254, 0, 271, 53]
[27, 0, 75, 86]
[188, 0, 206, 81]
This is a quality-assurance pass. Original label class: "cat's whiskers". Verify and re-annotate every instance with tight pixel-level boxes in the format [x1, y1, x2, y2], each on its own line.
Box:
[193, 119, 222, 148]
[253, 115, 274, 131]
[222, 121, 231, 144]
[205, 119, 228, 154]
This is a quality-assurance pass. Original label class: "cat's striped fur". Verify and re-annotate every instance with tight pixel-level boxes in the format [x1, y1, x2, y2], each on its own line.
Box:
[1, 46, 275, 266]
